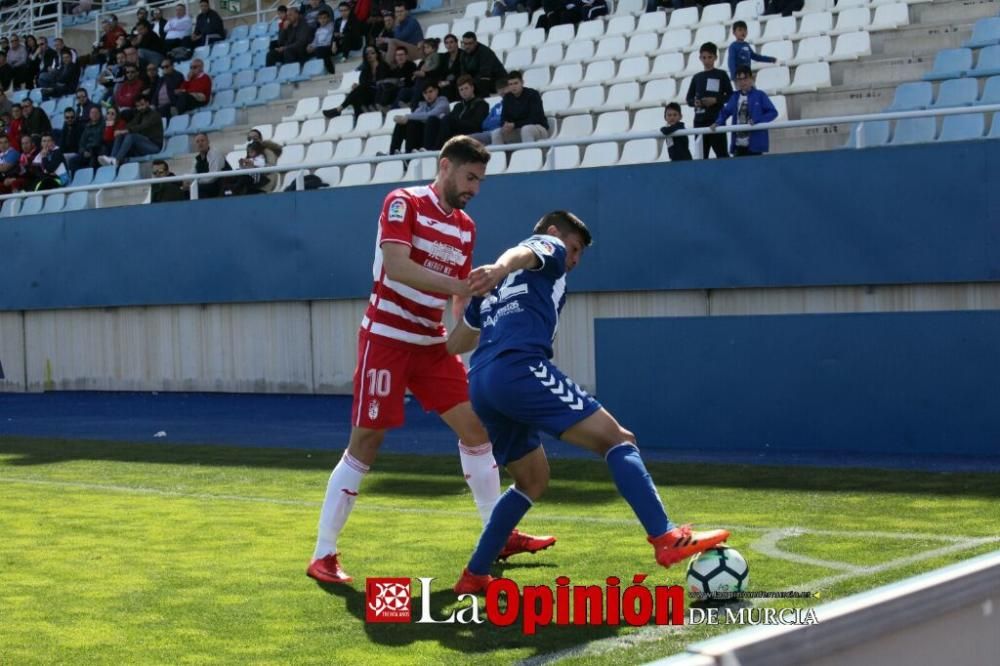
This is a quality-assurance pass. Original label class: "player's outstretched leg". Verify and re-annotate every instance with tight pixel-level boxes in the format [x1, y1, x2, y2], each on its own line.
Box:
[442, 403, 556, 561]
[561, 408, 730, 568]
[307, 428, 382, 584]
[455, 447, 549, 594]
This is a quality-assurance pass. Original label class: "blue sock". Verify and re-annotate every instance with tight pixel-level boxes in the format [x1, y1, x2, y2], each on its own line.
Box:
[467, 486, 533, 575]
[606, 443, 673, 538]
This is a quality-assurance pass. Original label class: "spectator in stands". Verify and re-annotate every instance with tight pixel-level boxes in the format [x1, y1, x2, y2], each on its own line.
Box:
[52, 38, 79, 64]
[151, 159, 187, 202]
[378, 2, 423, 61]
[331, 2, 363, 62]
[58, 108, 84, 162]
[131, 7, 151, 37]
[0, 91, 12, 119]
[322, 46, 390, 118]
[764, 0, 803, 17]
[183, 132, 229, 198]
[301, 0, 333, 29]
[192, 0, 227, 47]
[377, 46, 417, 110]
[687, 41, 732, 159]
[72, 105, 106, 171]
[173, 58, 213, 114]
[491, 70, 549, 145]
[399, 38, 442, 106]
[576, 0, 609, 21]
[101, 106, 127, 157]
[436, 34, 463, 101]
[371, 11, 395, 51]
[365, 7, 391, 50]
[145, 62, 161, 96]
[123, 47, 147, 81]
[114, 63, 145, 114]
[150, 8, 169, 40]
[468, 76, 510, 145]
[2, 134, 40, 193]
[6, 105, 24, 149]
[0, 136, 20, 187]
[433, 74, 489, 149]
[459, 32, 506, 97]
[267, 6, 314, 66]
[21, 99, 52, 137]
[307, 8, 337, 73]
[100, 95, 163, 166]
[164, 4, 194, 52]
[95, 17, 128, 65]
[133, 20, 166, 66]
[0, 53, 17, 93]
[73, 89, 99, 121]
[32, 37, 59, 89]
[42, 51, 81, 100]
[388, 80, 449, 153]
[152, 58, 185, 118]
[99, 51, 128, 96]
[7, 35, 32, 90]
[247, 127, 283, 166]
[229, 141, 271, 195]
[728, 20, 776, 79]
[535, 0, 578, 31]
[660, 102, 692, 161]
[712, 66, 779, 157]
[33, 133, 68, 190]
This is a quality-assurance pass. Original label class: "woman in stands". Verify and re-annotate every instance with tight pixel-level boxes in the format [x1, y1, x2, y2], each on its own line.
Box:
[322, 46, 391, 118]
[436, 34, 463, 101]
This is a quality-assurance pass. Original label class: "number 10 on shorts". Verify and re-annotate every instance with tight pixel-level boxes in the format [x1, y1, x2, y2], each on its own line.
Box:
[367, 369, 391, 397]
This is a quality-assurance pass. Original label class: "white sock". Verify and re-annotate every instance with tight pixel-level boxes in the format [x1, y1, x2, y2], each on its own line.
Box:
[313, 451, 369, 560]
[459, 441, 502, 526]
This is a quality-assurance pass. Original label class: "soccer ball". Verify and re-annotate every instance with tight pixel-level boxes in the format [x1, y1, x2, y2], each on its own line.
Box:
[686, 546, 749, 600]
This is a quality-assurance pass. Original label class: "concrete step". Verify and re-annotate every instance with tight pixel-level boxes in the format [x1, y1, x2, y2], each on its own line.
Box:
[872, 23, 975, 59]
[789, 82, 898, 119]
[771, 125, 854, 154]
[837, 54, 935, 87]
[912, 0, 1000, 26]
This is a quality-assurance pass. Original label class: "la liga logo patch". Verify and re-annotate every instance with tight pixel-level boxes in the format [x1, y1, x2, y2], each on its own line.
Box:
[366, 577, 412, 623]
[387, 198, 407, 223]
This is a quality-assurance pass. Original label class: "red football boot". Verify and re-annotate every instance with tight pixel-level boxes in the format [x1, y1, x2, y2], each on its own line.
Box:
[497, 529, 557, 561]
[454, 567, 494, 595]
[649, 525, 731, 568]
[307, 552, 353, 584]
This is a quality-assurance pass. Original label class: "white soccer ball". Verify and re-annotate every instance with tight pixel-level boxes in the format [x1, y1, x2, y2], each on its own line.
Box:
[686, 546, 749, 600]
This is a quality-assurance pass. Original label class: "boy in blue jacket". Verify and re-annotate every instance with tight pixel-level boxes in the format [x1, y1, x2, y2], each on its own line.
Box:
[711, 66, 779, 157]
[728, 20, 776, 80]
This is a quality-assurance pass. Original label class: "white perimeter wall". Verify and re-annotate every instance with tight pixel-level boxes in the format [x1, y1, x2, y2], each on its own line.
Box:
[2, 283, 1000, 395]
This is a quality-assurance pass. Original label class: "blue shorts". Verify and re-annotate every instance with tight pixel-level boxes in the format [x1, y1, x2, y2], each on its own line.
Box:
[469, 353, 602, 465]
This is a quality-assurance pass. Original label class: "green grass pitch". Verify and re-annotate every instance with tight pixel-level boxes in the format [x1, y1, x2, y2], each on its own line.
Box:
[1, 436, 997, 665]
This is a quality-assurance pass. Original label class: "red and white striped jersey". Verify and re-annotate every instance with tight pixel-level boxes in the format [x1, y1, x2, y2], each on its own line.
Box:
[360, 185, 475, 349]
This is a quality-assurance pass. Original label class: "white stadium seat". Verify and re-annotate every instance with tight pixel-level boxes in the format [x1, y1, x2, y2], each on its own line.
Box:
[464, 1, 488, 18]
[579, 60, 617, 87]
[632, 107, 666, 132]
[762, 16, 797, 42]
[755, 65, 792, 93]
[545, 24, 576, 46]
[547, 145, 580, 170]
[518, 28, 546, 49]
[594, 36, 627, 60]
[692, 25, 726, 50]
[791, 36, 831, 64]
[575, 19, 605, 41]
[636, 78, 678, 108]
[571, 85, 606, 111]
[284, 97, 320, 121]
[762, 40, 795, 65]
[288, 117, 326, 144]
[364, 135, 391, 157]
[668, 7, 700, 30]
[734, 0, 763, 20]
[333, 137, 363, 160]
[485, 151, 506, 175]
[581, 142, 620, 168]
[829, 31, 872, 60]
[648, 53, 685, 79]
[620, 139, 660, 165]
[371, 160, 405, 184]
[785, 62, 831, 92]
[489, 32, 517, 52]
[833, 7, 871, 34]
[698, 3, 733, 26]
[523, 67, 551, 89]
[505, 48, 533, 71]
[424, 23, 449, 41]
[305, 141, 334, 163]
[612, 57, 650, 83]
[627, 33, 659, 57]
[636, 11, 667, 34]
[477, 16, 503, 37]
[615, 0, 644, 14]
[506, 148, 544, 173]
[323, 115, 354, 140]
[503, 12, 529, 32]
[277, 143, 305, 166]
[606, 15, 636, 38]
[558, 114, 594, 138]
[533, 44, 563, 67]
[594, 111, 630, 135]
[272, 120, 300, 144]
[551, 63, 583, 88]
[797, 11, 833, 38]
[564, 40, 595, 63]
[338, 164, 371, 187]
[602, 82, 641, 109]
[343, 111, 383, 138]
[451, 18, 478, 37]
[871, 2, 909, 30]
[541, 88, 571, 112]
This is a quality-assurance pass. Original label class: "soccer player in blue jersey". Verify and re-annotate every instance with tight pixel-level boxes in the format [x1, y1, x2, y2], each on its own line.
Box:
[448, 211, 731, 593]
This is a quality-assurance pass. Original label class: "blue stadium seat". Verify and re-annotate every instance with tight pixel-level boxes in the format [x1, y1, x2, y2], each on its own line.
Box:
[82, 64, 100, 82]
[301, 58, 326, 80]
[159, 135, 190, 158]
[991, 113, 1000, 138]
[115, 163, 140, 182]
[890, 117, 937, 145]
[164, 114, 191, 137]
[63, 191, 88, 212]
[92, 165, 117, 185]
[40, 99, 56, 116]
[970, 45, 1000, 78]
[250, 21, 270, 38]
[253, 52, 268, 70]
[11, 90, 28, 103]
[255, 66, 278, 85]
[193, 45, 212, 61]
[253, 82, 281, 106]
[234, 69, 255, 89]
[210, 89, 236, 110]
[885, 82, 933, 111]
[844, 120, 891, 148]
[937, 113, 985, 142]
[232, 52, 253, 71]
[210, 56, 232, 75]
[210, 42, 231, 59]
[963, 17, 1000, 49]
[234, 85, 259, 107]
[230, 25, 250, 41]
[268, 20, 280, 36]
[175, 61, 190, 77]
[189, 110, 214, 133]
[42, 193, 66, 214]
[276, 62, 303, 83]
[412, 0, 442, 12]
[51, 113, 65, 131]
[977, 75, 1000, 105]
[28, 88, 43, 103]
[923, 48, 973, 81]
[251, 37, 270, 54]
[20, 196, 44, 216]
[214, 72, 234, 92]
[70, 168, 94, 188]
[931, 77, 979, 107]
[207, 107, 237, 131]
[229, 39, 251, 56]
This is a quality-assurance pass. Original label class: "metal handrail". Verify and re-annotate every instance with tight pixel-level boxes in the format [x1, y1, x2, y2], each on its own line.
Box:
[1, 103, 998, 208]
[0, 0, 64, 40]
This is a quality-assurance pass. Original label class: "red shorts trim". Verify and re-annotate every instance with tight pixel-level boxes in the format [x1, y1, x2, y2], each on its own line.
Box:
[351, 333, 469, 430]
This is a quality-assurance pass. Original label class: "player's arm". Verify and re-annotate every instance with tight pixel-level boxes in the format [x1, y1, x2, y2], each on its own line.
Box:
[467, 246, 541, 297]
[382, 242, 471, 297]
[446, 318, 480, 355]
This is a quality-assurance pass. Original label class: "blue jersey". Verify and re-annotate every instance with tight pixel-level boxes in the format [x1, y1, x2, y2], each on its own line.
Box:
[464, 234, 568, 374]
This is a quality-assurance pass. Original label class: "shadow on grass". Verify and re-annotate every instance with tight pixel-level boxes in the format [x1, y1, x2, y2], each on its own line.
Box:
[2, 436, 1000, 499]
[314, 579, 625, 656]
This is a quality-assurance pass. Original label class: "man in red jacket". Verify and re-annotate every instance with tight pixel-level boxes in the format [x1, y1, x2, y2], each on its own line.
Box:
[173, 58, 213, 115]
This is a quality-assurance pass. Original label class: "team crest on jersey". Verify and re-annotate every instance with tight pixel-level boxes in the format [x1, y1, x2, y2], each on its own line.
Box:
[368, 399, 380, 420]
[525, 238, 556, 255]
[387, 199, 407, 223]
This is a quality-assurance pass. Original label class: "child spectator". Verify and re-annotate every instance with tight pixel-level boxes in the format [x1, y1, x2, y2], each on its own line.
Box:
[712, 66, 780, 157]
[686, 42, 732, 159]
[230, 141, 270, 195]
[728, 20, 776, 80]
[660, 102, 692, 162]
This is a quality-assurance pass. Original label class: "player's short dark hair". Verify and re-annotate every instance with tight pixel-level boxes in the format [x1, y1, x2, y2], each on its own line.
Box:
[699, 41, 718, 56]
[533, 211, 592, 247]
[665, 101, 681, 114]
[456, 74, 475, 88]
[507, 70, 523, 83]
[734, 65, 753, 79]
[732, 20, 747, 31]
[439, 135, 491, 167]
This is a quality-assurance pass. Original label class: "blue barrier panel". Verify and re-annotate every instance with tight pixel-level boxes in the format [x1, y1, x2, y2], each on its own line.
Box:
[594, 310, 1000, 458]
[1, 139, 999, 311]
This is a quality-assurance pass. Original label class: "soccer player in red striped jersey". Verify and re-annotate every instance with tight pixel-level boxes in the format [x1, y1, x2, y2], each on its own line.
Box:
[308, 137, 555, 584]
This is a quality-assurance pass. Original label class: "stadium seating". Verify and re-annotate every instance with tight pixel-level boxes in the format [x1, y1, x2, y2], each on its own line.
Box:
[970, 45, 1000, 77]
[924, 48, 974, 80]
[886, 82, 933, 111]
[844, 120, 892, 148]
[931, 78, 979, 107]
[890, 117, 937, 144]
[964, 17, 1000, 49]
[937, 113, 985, 141]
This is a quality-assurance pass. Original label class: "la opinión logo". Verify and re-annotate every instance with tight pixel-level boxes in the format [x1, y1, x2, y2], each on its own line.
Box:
[364, 575, 685, 634]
